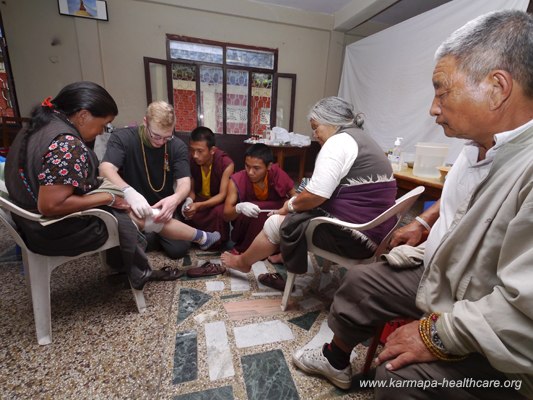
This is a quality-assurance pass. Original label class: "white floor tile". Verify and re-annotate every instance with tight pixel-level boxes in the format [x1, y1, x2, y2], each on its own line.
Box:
[229, 269, 250, 292]
[204, 321, 235, 381]
[206, 281, 225, 292]
[234, 320, 294, 348]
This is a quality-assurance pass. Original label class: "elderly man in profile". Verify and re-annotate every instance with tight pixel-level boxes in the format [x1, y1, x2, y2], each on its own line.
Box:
[292, 10, 533, 399]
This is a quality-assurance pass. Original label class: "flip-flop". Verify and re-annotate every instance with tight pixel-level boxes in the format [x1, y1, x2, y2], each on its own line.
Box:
[229, 248, 240, 255]
[150, 266, 184, 281]
[258, 272, 288, 291]
[186, 261, 226, 278]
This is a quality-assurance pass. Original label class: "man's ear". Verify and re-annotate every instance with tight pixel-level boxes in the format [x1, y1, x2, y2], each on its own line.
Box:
[266, 162, 272, 171]
[488, 70, 512, 110]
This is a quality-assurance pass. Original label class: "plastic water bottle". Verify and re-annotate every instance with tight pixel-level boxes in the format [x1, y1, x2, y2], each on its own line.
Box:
[388, 137, 404, 172]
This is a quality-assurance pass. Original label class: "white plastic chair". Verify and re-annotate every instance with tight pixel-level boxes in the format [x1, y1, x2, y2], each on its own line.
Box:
[280, 186, 425, 311]
[0, 193, 146, 345]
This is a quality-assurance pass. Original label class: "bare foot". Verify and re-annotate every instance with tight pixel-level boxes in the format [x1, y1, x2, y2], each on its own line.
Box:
[267, 253, 284, 264]
[220, 251, 252, 273]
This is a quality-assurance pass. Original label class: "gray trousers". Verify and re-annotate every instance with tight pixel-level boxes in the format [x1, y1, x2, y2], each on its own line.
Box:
[329, 261, 527, 400]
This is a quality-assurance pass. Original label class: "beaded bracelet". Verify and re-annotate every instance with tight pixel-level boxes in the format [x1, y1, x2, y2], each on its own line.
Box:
[418, 313, 467, 361]
[107, 192, 116, 207]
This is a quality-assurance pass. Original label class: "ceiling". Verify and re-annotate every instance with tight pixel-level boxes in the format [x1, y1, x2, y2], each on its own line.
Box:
[253, 0, 452, 37]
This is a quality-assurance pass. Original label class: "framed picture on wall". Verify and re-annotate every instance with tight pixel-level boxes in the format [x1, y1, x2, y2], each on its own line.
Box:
[58, 0, 108, 21]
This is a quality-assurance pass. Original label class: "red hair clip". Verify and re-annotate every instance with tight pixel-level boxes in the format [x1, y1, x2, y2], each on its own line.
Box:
[41, 96, 54, 108]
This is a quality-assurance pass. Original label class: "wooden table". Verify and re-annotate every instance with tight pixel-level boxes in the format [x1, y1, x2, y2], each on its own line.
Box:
[394, 166, 443, 199]
[269, 145, 309, 183]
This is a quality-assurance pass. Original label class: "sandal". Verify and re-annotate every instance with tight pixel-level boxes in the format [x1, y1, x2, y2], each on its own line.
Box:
[150, 266, 184, 281]
[258, 272, 288, 291]
[186, 261, 226, 278]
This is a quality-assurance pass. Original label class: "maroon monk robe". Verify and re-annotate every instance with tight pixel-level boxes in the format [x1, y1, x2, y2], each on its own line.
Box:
[230, 163, 294, 252]
[187, 148, 234, 246]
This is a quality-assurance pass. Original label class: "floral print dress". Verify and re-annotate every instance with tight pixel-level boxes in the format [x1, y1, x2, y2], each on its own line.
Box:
[38, 134, 96, 194]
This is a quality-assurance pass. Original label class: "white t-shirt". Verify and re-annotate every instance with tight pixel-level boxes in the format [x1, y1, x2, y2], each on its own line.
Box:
[305, 132, 358, 199]
[424, 118, 533, 266]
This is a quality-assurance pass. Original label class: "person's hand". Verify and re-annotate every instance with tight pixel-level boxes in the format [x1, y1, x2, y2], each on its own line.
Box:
[152, 196, 180, 223]
[183, 202, 199, 219]
[235, 202, 260, 218]
[181, 197, 194, 219]
[269, 200, 289, 216]
[389, 222, 428, 249]
[375, 320, 437, 371]
[111, 196, 131, 211]
[123, 187, 152, 218]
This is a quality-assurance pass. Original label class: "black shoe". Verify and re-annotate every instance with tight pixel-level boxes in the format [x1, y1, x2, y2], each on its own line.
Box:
[129, 270, 152, 290]
[150, 266, 184, 281]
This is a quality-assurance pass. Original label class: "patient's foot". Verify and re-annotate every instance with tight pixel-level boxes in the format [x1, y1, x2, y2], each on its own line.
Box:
[267, 252, 284, 264]
[220, 251, 252, 273]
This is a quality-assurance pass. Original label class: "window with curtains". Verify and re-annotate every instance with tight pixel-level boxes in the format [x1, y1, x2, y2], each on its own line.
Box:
[144, 35, 296, 136]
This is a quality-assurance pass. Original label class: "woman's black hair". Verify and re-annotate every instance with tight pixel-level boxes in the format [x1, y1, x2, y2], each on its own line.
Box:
[27, 81, 118, 136]
[18, 81, 118, 178]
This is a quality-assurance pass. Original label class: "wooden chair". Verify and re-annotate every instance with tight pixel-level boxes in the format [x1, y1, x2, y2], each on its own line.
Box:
[280, 186, 425, 311]
[0, 190, 146, 345]
[361, 318, 414, 375]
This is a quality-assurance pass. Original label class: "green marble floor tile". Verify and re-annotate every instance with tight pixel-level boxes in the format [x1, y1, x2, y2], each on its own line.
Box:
[177, 288, 212, 324]
[173, 330, 197, 384]
[173, 385, 234, 400]
[288, 310, 321, 331]
[241, 349, 299, 400]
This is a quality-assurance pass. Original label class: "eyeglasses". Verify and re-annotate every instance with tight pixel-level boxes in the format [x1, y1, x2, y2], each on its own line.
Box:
[146, 123, 174, 142]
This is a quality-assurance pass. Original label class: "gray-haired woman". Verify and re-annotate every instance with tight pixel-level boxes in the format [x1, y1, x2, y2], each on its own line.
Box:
[221, 96, 397, 289]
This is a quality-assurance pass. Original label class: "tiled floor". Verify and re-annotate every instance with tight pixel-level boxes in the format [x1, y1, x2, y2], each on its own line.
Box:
[0, 227, 376, 399]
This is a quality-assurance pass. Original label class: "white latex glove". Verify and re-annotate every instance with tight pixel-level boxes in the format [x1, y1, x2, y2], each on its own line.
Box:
[235, 202, 260, 218]
[123, 187, 152, 218]
[181, 197, 194, 219]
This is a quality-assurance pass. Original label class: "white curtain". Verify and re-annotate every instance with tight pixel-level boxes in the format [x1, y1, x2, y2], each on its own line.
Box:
[338, 0, 529, 163]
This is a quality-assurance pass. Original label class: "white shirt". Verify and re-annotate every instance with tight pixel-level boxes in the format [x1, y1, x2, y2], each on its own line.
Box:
[305, 132, 358, 199]
[424, 118, 533, 266]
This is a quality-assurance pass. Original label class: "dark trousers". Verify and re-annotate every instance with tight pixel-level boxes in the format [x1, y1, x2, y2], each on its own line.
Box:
[328, 261, 527, 400]
[280, 210, 373, 274]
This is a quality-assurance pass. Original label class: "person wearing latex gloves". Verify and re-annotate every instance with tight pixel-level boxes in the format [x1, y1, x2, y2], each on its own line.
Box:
[235, 202, 260, 218]
[181, 126, 234, 249]
[223, 143, 295, 253]
[123, 185, 152, 218]
[181, 196, 193, 218]
[100, 101, 194, 258]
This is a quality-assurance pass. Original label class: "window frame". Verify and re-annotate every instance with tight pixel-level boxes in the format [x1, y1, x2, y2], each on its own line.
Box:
[0, 11, 21, 119]
[165, 35, 280, 135]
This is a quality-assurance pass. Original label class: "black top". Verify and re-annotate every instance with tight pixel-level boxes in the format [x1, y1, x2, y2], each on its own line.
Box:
[102, 127, 190, 205]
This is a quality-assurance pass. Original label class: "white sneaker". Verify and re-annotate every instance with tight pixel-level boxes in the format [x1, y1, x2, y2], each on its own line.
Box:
[293, 346, 352, 390]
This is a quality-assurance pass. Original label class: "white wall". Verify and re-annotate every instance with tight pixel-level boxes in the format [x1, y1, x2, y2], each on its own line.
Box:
[1, 0, 346, 135]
